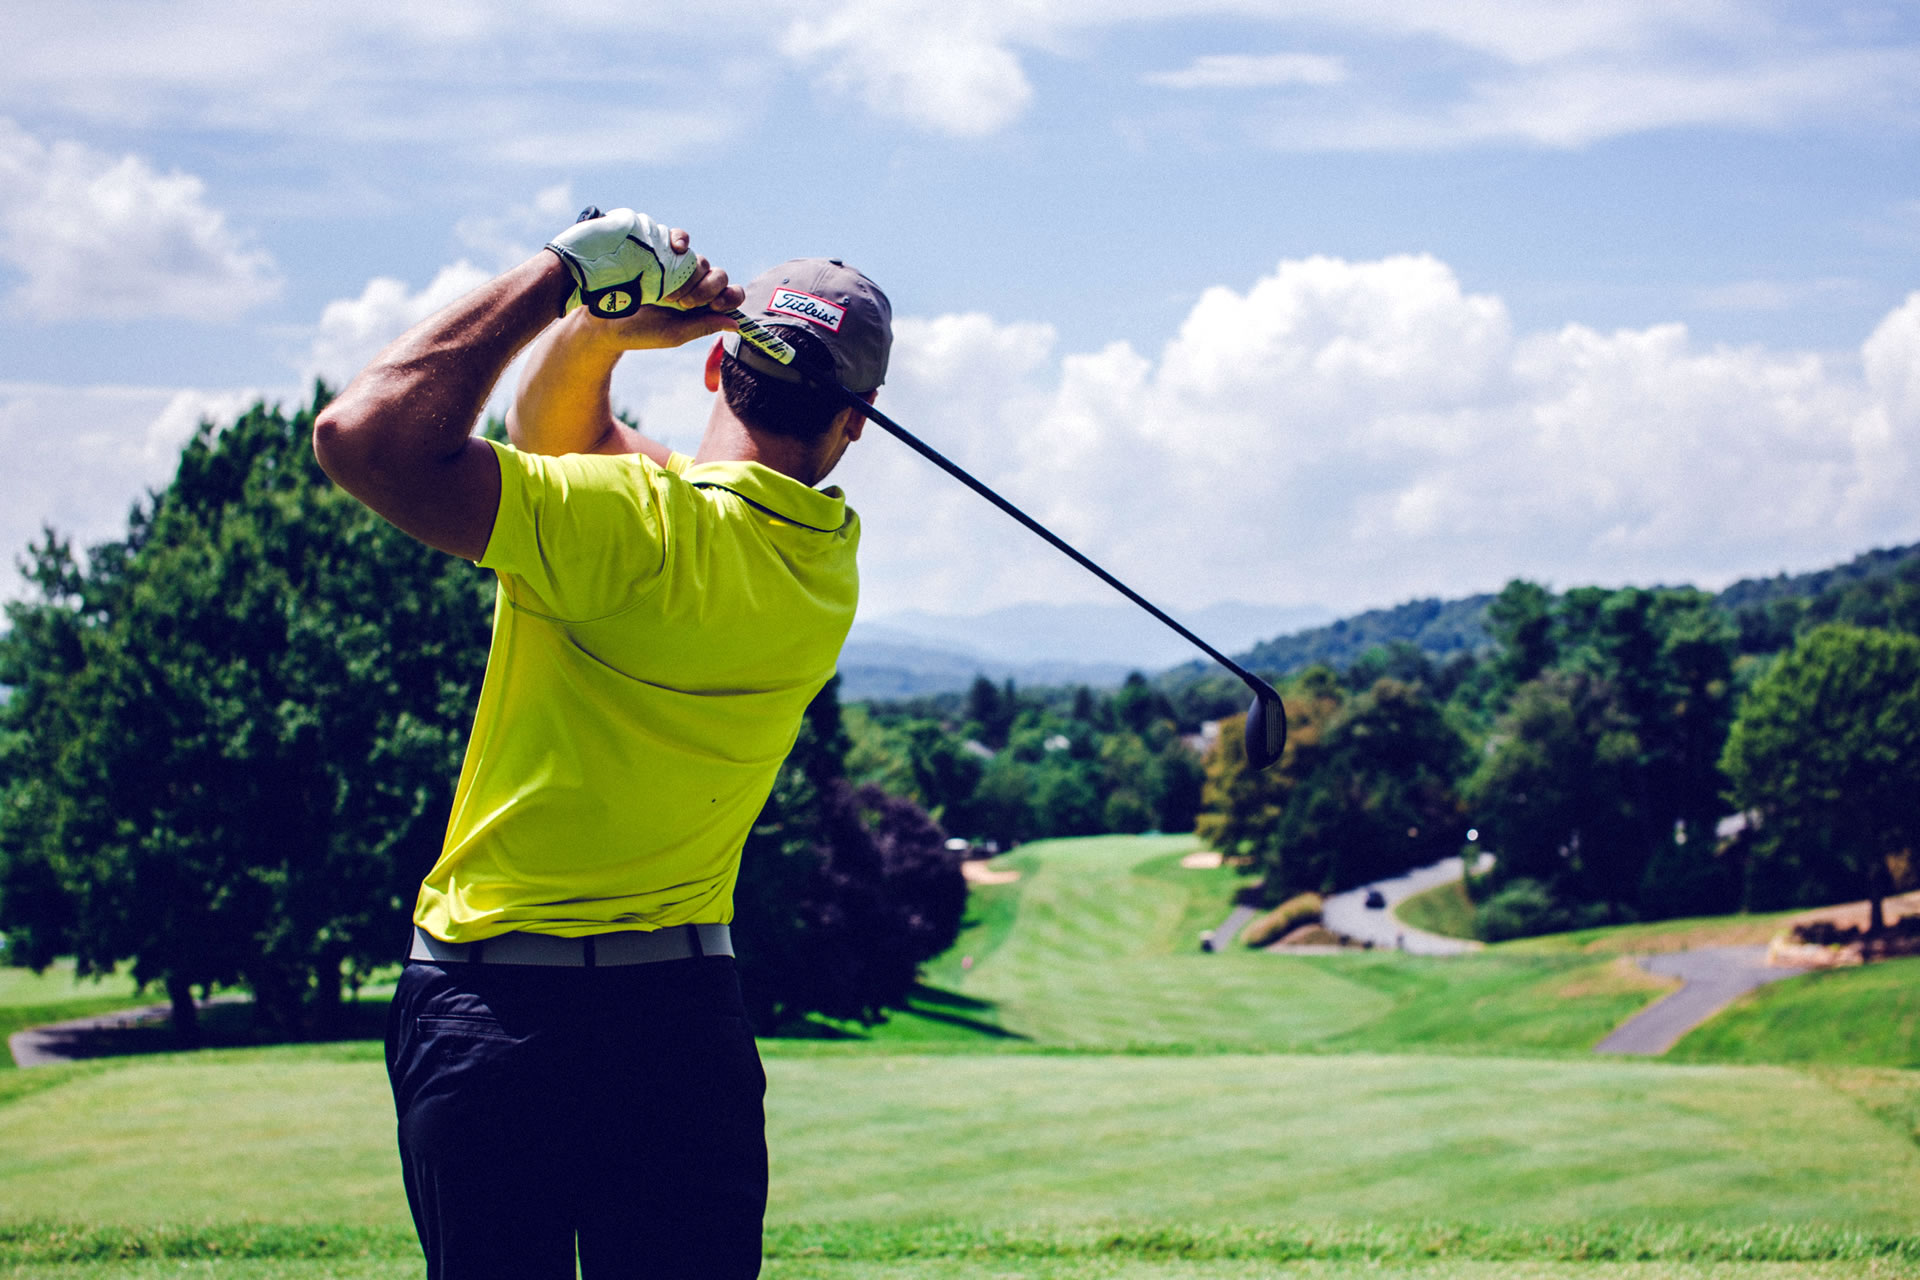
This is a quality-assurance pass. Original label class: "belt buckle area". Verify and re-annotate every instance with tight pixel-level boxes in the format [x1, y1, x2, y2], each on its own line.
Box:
[481, 932, 586, 966]
[411, 923, 729, 967]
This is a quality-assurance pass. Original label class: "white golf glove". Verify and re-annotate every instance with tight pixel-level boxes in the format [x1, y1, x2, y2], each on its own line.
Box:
[545, 206, 699, 318]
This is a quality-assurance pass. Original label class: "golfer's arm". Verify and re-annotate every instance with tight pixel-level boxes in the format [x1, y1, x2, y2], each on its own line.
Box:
[313, 253, 571, 560]
[507, 309, 674, 464]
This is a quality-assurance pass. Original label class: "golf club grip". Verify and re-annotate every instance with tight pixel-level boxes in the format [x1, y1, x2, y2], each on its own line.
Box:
[840, 390, 1278, 701]
[729, 312, 797, 364]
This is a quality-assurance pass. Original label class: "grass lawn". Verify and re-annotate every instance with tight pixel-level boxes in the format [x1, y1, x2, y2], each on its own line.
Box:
[7, 835, 1920, 1280]
[1497, 910, 1806, 957]
[851, 835, 1662, 1056]
[1668, 957, 1920, 1069]
[3, 1043, 1917, 1233]
[1396, 879, 1479, 939]
[7, 1256, 1920, 1280]
[0, 962, 156, 1072]
[0, 962, 142, 1009]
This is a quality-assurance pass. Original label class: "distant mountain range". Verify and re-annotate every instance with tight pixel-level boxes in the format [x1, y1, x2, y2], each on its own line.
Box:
[840, 543, 1920, 701]
[839, 601, 1329, 701]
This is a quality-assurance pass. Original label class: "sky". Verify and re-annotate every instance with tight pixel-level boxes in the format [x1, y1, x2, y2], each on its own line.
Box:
[3, 0, 1919, 624]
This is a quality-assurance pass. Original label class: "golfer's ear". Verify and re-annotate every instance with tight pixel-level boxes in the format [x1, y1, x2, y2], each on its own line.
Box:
[841, 394, 873, 442]
[703, 340, 726, 392]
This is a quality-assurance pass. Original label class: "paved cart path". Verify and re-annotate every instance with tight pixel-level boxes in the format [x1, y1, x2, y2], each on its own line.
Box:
[1593, 946, 1810, 1055]
[1321, 856, 1484, 955]
[9, 1003, 170, 1067]
[1204, 903, 1262, 950]
[8, 994, 248, 1068]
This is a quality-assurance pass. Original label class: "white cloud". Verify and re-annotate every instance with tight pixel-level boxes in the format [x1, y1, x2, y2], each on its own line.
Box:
[1863, 292, 1920, 431]
[773, 1, 1920, 144]
[0, 119, 279, 322]
[0, 382, 271, 598]
[0, 2, 1909, 152]
[454, 184, 579, 271]
[781, 2, 1033, 136]
[1694, 277, 1862, 313]
[9, 255, 1919, 624]
[143, 388, 268, 464]
[1145, 53, 1347, 90]
[303, 262, 494, 390]
[833, 254, 1920, 617]
[0, 3, 745, 164]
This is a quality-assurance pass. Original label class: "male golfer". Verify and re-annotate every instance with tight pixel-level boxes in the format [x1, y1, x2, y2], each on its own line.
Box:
[313, 207, 891, 1280]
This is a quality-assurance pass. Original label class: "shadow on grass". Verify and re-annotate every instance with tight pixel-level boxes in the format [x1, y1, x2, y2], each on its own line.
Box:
[907, 982, 997, 1013]
[17, 996, 390, 1064]
[771, 984, 1028, 1042]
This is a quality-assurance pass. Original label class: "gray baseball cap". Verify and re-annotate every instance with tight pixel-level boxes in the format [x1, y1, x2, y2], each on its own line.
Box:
[725, 258, 893, 394]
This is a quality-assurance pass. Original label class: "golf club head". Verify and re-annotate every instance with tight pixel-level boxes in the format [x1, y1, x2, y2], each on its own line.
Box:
[1244, 683, 1287, 771]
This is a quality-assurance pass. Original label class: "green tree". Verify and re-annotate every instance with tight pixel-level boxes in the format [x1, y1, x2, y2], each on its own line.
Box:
[966, 676, 1018, 750]
[1194, 668, 1343, 891]
[1031, 760, 1103, 837]
[1111, 671, 1176, 736]
[0, 394, 492, 1037]
[1465, 672, 1643, 929]
[1487, 579, 1557, 691]
[901, 720, 985, 829]
[1266, 678, 1470, 895]
[1721, 624, 1920, 930]
[732, 677, 969, 1031]
[1465, 587, 1741, 933]
[1149, 737, 1205, 834]
[968, 753, 1036, 848]
[1097, 732, 1156, 834]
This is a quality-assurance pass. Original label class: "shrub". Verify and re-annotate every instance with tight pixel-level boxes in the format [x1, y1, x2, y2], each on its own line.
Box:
[1240, 892, 1324, 947]
[1475, 878, 1565, 942]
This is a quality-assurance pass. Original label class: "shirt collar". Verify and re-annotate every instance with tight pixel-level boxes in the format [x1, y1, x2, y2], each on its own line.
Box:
[681, 459, 850, 533]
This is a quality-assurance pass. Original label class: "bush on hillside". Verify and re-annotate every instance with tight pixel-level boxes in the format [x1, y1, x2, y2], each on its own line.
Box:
[733, 679, 969, 1032]
[1240, 892, 1324, 948]
[1475, 879, 1565, 942]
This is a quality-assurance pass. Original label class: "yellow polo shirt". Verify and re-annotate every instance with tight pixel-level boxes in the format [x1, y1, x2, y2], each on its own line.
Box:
[413, 442, 859, 941]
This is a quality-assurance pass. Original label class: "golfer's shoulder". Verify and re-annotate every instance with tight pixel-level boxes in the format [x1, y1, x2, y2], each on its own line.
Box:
[492, 440, 682, 508]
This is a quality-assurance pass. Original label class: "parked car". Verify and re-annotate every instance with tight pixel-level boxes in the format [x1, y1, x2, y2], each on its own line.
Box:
[1363, 888, 1386, 910]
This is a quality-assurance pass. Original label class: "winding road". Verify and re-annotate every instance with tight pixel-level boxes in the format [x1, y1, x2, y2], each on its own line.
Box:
[1216, 852, 1817, 1055]
[1593, 946, 1810, 1055]
[1321, 856, 1484, 955]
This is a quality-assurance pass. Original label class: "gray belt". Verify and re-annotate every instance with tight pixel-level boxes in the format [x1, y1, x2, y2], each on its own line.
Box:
[409, 923, 733, 967]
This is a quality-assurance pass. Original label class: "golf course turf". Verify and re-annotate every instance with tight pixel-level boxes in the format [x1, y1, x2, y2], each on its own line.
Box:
[3, 834, 1917, 1279]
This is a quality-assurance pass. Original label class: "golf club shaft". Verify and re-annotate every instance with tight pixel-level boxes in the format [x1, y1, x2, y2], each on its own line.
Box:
[840, 392, 1277, 700]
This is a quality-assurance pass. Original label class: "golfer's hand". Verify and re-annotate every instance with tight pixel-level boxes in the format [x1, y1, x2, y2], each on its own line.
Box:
[546, 207, 701, 318]
[592, 249, 745, 350]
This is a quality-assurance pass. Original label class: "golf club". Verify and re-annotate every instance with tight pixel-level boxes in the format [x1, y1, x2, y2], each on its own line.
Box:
[731, 319, 1289, 772]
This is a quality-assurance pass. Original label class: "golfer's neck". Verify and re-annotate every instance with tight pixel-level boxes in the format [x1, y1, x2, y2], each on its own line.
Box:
[695, 408, 834, 487]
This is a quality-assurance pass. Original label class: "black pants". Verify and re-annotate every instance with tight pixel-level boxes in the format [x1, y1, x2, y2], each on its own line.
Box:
[385, 956, 768, 1280]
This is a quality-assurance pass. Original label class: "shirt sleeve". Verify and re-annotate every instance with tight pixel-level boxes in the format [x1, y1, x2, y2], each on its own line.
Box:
[479, 440, 672, 621]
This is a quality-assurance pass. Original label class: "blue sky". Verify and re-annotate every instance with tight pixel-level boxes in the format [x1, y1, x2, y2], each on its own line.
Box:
[3, 1, 1918, 622]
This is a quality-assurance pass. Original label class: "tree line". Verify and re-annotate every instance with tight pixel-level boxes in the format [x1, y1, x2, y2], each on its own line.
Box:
[1196, 571, 1919, 939]
[856, 552, 1919, 943]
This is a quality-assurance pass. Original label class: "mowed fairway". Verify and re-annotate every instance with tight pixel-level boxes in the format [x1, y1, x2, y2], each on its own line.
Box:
[885, 836, 1691, 1055]
[4, 834, 1919, 1279]
[763, 1051, 1920, 1230]
[5, 1046, 1912, 1232]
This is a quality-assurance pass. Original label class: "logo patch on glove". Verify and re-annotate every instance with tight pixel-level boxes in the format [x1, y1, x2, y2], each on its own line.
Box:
[767, 289, 845, 332]
[593, 290, 633, 317]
